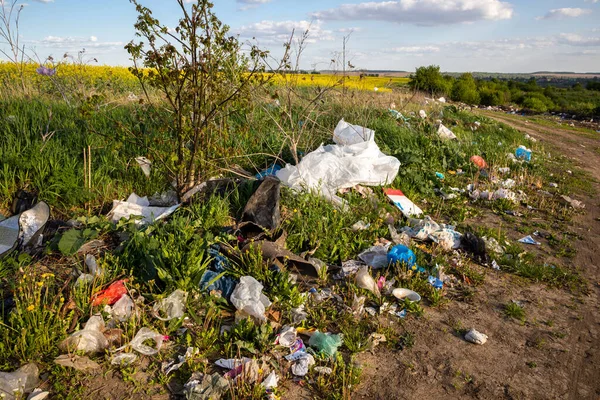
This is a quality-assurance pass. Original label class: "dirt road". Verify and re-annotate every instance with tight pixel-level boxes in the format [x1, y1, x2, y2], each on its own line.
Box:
[353, 113, 600, 400]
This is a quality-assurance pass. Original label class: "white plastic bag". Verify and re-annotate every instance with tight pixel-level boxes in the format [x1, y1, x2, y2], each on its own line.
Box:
[419, 110, 427, 119]
[276, 120, 400, 206]
[291, 353, 315, 377]
[111, 353, 138, 366]
[230, 276, 271, 322]
[437, 124, 457, 140]
[277, 326, 297, 347]
[332, 118, 374, 145]
[261, 371, 278, 389]
[108, 193, 179, 225]
[153, 289, 187, 321]
[358, 245, 390, 269]
[112, 295, 134, 322]
[130, 327, 164, 356]
[355, 266, 380, 297]
[59, 315, 108, 354]
[0, 363, 39, 400]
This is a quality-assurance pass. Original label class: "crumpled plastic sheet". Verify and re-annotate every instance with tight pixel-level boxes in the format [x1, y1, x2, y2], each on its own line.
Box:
[114, 327, 165, 356]
[355, 266, 380, 296]
[400, 216, 462, 251]
[437, 124, 457, 140]
[111, 353, 138, 366]
[276, 119, 400, 206]
[112, 294, 134, 322]
[153, 289, 187, 321]
[230, 276, 272, 322]
[108, 193, 179, 225]
[59, 315, 108, 354]
[465, 328, 488, 345]
[357, 244, 390, 269]
[200, 247, 237, 298]
[0, 363, 39, 400]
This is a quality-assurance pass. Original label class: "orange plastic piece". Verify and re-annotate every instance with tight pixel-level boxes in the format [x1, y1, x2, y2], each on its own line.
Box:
[91, 279, 128, 306]
[470, 155, 487, 169]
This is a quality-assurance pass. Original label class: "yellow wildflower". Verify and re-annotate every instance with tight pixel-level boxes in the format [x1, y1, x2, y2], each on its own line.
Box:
[26, 305, 35, 312]
[36, 281, 44, 287]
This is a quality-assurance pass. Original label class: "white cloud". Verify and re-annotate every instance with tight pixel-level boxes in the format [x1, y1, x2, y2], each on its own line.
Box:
[29, 36, 124, 57]
[584, 0, 598, 3]
[536, 8, 592, 20]
[558, 33, 600, 46]
[236, 0, 272, 10]
[389, 46, 440, 53]
[90, 36, 98, 42]
[32, 0, 54, 3]
[311, 0, 513, 26]
[236, 20, 334, 44]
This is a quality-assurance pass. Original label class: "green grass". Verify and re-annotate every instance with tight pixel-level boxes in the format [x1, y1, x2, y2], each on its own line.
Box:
[504, 302, 526, 323]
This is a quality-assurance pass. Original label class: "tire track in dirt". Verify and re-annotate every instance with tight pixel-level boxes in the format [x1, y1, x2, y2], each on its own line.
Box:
[481, 112, 600, 400]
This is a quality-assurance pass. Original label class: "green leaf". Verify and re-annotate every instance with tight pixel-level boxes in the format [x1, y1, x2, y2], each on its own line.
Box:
[58, 229, 85, 256]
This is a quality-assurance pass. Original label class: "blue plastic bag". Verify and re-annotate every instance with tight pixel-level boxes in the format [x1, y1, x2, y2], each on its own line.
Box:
[387, 245, 417, 268]
[515, 146, 532, 162]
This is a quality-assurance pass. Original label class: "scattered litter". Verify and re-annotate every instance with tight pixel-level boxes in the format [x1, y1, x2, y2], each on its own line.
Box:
[461, 232, 488, 263]
[230, 276, 272, 322]
[491, 260, 501, 270]
[437, 124, 457, 140]
[561, 195, 585, 209]
[92, 280, 128, 306]
[518, 235, 541, 245]
[135, 156, 152, 177]
[277, 326, 297, 347]
[427, 275, 444, 289]
[368, 333, 386, 351]
[55, 354, 101, 371]
[482, 237, 504, 255]
[515, 146, 532, 162]
[163, 347, 197, 375]
[26, 388, 49, 400]
[11, 189, 37, 215]
[435, 172, 445, 180]
[108, 193, 179, 225]
[239, 176, 281, 235]
[313, 366, 333, 375]
[400, 216, 461, 251]
[464, 328, 488, 345]
[291, 304, 308, 324]
[438, 97, 446, 103]
[18, 202, 50, 247]
[112, 294, 134, 322]
[128, 327, 165, 356]
[384, 188, 423, 217]
[308, 332, 342, 357]
[110, 353, 138, 367]
[59, 315, 108, 354]
[356, 266, 381, 296]
[184, 372, 229, 400]
[255, 164, 281, 180]
[419, 110, 427, 119]
[153, 289, 187, 321]
[291, 353, 315, 376]
[498, 167, 510, 174]
[215, 358, 252, 370]
[85, 254, 103, 276]
[387, 244, 417, 269]
[391, 288, 421, 302]
[549, 182, 558, 188]
[358, 244, 390, 268]
[0, 363, 39, 400]
[261, 371, 278, 389]
[470, 155, 487, 169]
[501, 179, 516, 189]
[200, 247, 237, 298]
[277, 119, 400, 206]
[352, 220, 370, 231]
[0, 213, 20, 257]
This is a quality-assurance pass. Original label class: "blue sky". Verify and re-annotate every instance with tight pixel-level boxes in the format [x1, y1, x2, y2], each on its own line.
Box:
[2, 0, 599, 72]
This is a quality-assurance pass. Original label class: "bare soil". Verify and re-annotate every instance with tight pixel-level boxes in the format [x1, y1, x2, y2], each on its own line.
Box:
[352, 113, 600, 400]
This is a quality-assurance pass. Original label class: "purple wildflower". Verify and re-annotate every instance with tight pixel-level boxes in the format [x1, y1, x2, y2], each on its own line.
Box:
[36, 65, 56, 76]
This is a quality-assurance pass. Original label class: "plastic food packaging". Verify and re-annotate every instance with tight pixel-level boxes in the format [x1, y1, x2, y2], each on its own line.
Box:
[59, 315, 109, 354]
[92, 280, 128, 306]
[153, 289, 187, 321]
[0, 363, 39, 400]
[355, 266, 380, 297]
[358, 245, 390, 269]
[261, 371, 278, 389]
[384, 188, 423, 218]
[230, 276, 272, 322]
[112, 294, 134, 322]
[54, 355, 101, 371]
[291, 353, 315, 377]
[387, 245, 416, 268]
[464, 328, 488, 345]
[308, 332, 342, 358]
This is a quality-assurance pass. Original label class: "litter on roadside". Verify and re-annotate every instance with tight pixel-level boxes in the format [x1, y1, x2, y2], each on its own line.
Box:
[153, 289, 187, 321]
[135, 156, 152, 177]
[515, 146, 532, 162]
[230, 276, 272, 322]
[437, 124, 457, 140]
[308, 331, 342, 357]
[391, 288, 421, 302]
[276, 119, 400, 206]
[518, 235, 541, 245]
[356, 266, 381, 296]
[384, 188, 423, 217]
[0, 363, 40, 400]
[108, 193, 179, 225]
[59, 315, 109, 354]
[55, 354, 102, 371]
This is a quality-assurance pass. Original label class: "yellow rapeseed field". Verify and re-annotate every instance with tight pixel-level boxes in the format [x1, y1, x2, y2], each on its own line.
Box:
[0, 62, 409, 94]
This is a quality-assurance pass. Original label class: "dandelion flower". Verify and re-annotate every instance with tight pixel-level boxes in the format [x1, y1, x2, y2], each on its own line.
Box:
[27, 305, 35, 312]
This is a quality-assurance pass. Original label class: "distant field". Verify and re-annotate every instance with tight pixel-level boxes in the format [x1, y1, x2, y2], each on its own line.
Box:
[267, 73, 410, 92]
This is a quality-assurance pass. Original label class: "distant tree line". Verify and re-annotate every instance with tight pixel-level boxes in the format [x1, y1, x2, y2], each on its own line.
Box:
[409, 65, 600, 116]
